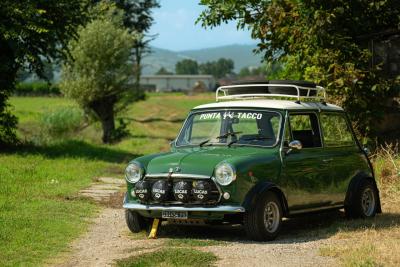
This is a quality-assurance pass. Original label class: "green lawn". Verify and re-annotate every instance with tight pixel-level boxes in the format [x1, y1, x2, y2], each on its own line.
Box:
[1, 93, 213, 266]
[4, 93, 400, 267]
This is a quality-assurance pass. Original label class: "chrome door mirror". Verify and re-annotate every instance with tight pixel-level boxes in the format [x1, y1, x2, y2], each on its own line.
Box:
[286, 140, 302, 155]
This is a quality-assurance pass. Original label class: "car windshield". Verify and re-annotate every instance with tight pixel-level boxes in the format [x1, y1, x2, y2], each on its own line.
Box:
[176, 109, 281, 147]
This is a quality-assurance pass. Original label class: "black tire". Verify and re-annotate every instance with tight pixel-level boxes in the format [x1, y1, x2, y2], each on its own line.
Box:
[345, 179, 378, 219]
[125, 210, 147, 233]
[244, 192, 283, 241]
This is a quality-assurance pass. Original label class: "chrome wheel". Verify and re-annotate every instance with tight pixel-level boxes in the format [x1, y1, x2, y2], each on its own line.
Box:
[263, 201, 280, 233]
[361, 187, 376, 216]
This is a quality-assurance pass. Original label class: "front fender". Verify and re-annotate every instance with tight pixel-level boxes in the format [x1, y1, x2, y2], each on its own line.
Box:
[242, 181, 289, 216]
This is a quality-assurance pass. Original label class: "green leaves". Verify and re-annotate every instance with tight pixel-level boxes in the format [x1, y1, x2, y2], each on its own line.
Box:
[198, 0, 400, 138]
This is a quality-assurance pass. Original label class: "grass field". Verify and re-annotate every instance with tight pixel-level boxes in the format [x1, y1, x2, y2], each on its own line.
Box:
[2, 93, 400, 266]
[2, 93, 213, 266]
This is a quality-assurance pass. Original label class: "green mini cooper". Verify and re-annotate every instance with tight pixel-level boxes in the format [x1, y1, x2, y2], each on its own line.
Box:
[123, 80, 381, 241]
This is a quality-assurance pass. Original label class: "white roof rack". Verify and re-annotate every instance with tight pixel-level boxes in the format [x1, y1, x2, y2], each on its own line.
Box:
[215, 83, 326, 102]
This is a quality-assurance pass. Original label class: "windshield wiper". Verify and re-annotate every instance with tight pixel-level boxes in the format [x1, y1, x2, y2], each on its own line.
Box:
[227, 139, 238, 147]
[199, 139, 210, 147]
[216, 131, 242, 139]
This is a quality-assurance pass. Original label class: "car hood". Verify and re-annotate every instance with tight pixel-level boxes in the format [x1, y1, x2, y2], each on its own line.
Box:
[145, 146, 278, 177]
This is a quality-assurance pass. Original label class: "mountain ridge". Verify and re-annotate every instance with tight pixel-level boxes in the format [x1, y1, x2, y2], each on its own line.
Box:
[142, 44, 263, 75]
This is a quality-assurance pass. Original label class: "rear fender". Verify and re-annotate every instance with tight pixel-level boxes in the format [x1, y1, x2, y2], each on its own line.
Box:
[345, 172, 382, 213]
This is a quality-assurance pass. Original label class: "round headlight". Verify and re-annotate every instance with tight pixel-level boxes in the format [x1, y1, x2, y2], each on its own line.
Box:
[214, 163, 236, 186]
[125, 162, 143, 183]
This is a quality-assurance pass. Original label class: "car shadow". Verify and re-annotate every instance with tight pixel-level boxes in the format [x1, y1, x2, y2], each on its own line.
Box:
[1, 140, 139, 164]
[157, 210, 400, 244]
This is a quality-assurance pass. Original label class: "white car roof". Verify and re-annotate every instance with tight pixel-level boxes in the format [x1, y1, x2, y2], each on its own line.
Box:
[193, 99, 343, 111]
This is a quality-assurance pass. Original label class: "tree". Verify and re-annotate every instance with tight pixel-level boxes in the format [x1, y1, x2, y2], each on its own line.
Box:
[238, 67, 251, 77]
[199, 58, 234, 78]
[113, 0, 160, 93]
[0, 0, 90, 145]
[238, 62, 284, 78]
[60, 17, 135, 143]
[155, 67, 173, 75]
[198, 0, 400, 137]
[175, 59, 199, 75]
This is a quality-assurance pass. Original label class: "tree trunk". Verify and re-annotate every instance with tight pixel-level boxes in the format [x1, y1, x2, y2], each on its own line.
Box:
[134, 45, 142, 91]
[89, 97, 116, 144]
[100, 111, 115, 144]
[0, 38, 18, 145]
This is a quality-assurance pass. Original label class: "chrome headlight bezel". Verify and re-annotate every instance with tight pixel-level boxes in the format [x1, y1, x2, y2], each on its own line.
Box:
[125, 162, 144, 183]
[214, 163, 236, 186]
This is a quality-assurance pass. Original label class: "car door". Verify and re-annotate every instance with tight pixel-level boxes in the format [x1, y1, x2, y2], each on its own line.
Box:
[280, 112, 334, 213]
[319, 112, 367, 206]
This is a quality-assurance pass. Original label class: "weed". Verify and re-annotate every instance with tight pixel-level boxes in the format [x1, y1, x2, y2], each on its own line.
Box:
[116, 247, 217, 267]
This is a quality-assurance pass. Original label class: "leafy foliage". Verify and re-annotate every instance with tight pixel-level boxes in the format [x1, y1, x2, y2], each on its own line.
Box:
[0, 0, 90, 77]
[60, 13, 135, 143]
[112, 0, 160, 33]
[155, 67, 173, 75]
[199, 58, 235, 78]
[0, 0, 90, 145]
[238, 62, 284, 79]
[113, 0, 160, 95]
[15, 82, 61, 96]
[175, 59, 199, 75]
[198, 0, 400, 138]
[175, 58, 235, 78]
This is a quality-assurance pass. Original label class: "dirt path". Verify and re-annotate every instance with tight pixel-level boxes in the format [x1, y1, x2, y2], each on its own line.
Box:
[56, 208, 163, 267]
[202, 239, 337, 267]
[55, 209, 339, 266]
[54, 178, 339, 266]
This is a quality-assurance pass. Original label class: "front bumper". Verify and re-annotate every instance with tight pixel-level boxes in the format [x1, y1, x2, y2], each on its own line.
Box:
[123, 194, 245, 213]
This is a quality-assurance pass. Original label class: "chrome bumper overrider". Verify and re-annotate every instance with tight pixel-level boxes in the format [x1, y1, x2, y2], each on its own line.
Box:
[123, 195, 245, 213]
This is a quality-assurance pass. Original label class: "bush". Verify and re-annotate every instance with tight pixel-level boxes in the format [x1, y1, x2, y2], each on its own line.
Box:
[40, 107, 84, 139]
[14, 82, 61, 96]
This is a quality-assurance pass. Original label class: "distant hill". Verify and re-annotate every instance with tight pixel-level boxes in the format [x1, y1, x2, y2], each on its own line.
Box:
[22, 44, 263, 82]
[142, 44, 263, 75]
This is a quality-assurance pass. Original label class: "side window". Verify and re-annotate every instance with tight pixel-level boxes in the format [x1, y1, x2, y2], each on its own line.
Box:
[320, 113, 355, 147]
[289, 113, 322, 148]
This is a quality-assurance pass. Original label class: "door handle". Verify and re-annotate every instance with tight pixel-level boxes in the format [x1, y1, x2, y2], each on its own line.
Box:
[322, 158, 333, 163]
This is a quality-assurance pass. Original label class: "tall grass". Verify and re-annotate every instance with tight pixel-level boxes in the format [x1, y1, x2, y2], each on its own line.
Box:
[41, 107, 84, 136]
[372, 143, 400, 199]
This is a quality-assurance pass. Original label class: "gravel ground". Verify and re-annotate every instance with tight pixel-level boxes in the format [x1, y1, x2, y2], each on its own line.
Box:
[54, 207, 338, 267]
[55, 208, 163, 267]
[202, 240, 337, 267]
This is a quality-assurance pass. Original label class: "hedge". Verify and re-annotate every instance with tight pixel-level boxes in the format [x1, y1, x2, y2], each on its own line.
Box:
[14, 82, 61, 96]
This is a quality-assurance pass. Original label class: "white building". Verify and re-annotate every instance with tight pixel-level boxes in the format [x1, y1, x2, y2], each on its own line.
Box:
[140, 75, 215, 92]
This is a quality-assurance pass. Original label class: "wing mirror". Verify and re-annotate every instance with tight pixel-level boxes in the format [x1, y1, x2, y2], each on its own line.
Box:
[286, 140, 302, 155]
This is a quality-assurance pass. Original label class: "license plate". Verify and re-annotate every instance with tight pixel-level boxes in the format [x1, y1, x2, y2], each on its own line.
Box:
[162, 211, 188, 219]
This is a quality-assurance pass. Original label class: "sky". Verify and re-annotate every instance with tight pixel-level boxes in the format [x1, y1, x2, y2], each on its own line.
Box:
[148, 0, 256, 51]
